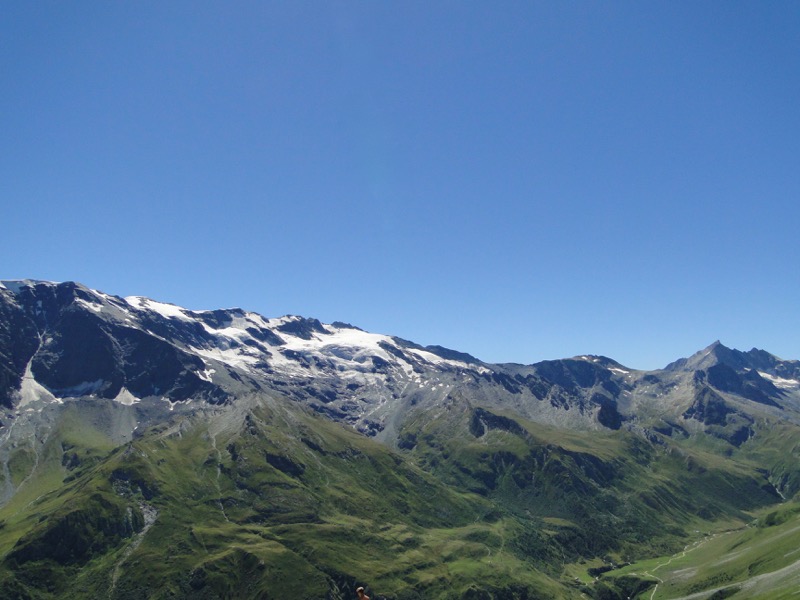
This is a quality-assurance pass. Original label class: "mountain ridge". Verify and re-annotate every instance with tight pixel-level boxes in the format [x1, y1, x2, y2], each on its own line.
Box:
[3, 278, 772, 372]
[3, 279, 800, 442]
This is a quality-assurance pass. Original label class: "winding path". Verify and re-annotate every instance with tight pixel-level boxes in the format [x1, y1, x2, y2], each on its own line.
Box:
[624, 533, 723, 600]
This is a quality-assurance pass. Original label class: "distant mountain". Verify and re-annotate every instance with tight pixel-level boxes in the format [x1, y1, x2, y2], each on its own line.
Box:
[2, 280, 800, 599]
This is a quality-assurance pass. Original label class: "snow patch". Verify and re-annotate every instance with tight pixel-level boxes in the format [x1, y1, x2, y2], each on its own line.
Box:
[759, 372, 800, 389]
[18, 360, 61, 407]
[267, 315, 302, 328]
[191, 345, 263, 370]
[75, 297, 104, 313]
[281, 327, 395, 364]
[197, 368, 216, 383]
[162, 397, 193, 412]
[126, 296, 192, 321]
[576, 356, 600, 363]
[114, 387, 141, 406]
[406, 348, 490, 374]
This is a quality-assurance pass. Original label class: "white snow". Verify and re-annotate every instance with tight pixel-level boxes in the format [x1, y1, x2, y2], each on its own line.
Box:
[406, 348, 489, 373]
[609, 367, 630, 375]
[184, 316, 488, 384]
[759, 372, 800, 389]
[191, 345, 263, 370]
[197, 313, 285, 355]
[125, 296, 192, 321]
[576, 355, 602, 364]
[63, 294, 486, 389]
[243, 312, 273, 329]
[75, 297, 104, 313]
[114, 387, 141, 406]
[203, 323, 264, 346]
[18, 358, 61, 407]
[282, 326, 395, 361]
[257, 326, 398, 377]
[266, 315, 303, 328]
[1, 279, 59, 293]
[197, 368, 216, 383]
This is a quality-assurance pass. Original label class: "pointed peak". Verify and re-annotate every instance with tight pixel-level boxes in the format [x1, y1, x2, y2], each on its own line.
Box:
[664, 341, 748, 372]
[701, 340, 732, 360]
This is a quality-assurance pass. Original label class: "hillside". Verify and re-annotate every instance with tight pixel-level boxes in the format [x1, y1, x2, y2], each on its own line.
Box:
[1, 280, 800, 599]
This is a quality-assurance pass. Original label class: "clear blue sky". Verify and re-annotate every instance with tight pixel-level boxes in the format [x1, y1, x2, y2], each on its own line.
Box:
[2, 2, 799, 370]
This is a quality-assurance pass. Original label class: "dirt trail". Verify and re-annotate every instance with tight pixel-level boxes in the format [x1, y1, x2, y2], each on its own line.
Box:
[664, 554, 800, 599]
[661, 526, 800, 600]
[625, 533, 725, 600]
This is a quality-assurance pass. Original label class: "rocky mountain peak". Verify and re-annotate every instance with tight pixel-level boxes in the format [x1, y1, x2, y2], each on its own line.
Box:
[665, 340, 743, 372]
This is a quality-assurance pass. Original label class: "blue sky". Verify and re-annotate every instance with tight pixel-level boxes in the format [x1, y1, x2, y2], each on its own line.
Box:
[2, 1, 799, 369]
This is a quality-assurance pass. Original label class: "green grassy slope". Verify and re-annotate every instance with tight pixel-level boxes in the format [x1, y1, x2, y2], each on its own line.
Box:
[3, 391, 800, 599]
[597, 501, 800, 599]
[0, 396, 579, 599]
[396, 395, 784, 565]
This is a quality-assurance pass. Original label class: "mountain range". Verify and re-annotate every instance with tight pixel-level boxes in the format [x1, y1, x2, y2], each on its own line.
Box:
[1, 279, 800, 599]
